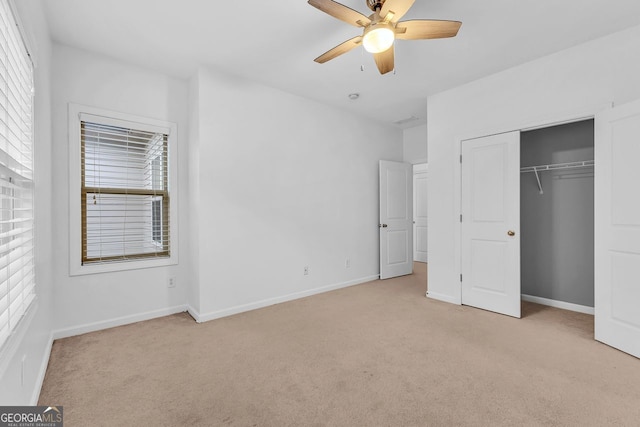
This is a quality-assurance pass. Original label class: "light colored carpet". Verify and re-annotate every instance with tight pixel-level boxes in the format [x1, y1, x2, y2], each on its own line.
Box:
[39, 263, 640, 426]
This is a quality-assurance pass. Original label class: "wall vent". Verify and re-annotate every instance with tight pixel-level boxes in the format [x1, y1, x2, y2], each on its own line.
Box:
[393, 116, 419, 126]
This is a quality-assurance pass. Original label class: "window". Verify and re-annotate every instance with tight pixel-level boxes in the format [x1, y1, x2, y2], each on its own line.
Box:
[69, 106, 178, 275]
[81, 121, 170, 263]
[0, 0, 35, 348]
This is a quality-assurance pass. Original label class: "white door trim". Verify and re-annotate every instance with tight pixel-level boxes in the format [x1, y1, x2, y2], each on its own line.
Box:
[413, 163, 428, 173]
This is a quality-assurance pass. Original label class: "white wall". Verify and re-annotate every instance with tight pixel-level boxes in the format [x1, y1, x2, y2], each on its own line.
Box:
[403, 124, 427, 164]
[0, 0, 54, 405]
[50, 45, 190, 335]
[190, 66, 403, 320]
[427, 24, 640, 304]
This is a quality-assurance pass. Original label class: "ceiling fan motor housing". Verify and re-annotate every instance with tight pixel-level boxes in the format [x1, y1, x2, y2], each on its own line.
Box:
[366, 0, 385, 11]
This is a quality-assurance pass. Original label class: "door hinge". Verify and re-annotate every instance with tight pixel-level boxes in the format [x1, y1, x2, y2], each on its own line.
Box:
[460, 274, 463, 282]
[459, 154, 462, 164]
[460, 214, 462, 223]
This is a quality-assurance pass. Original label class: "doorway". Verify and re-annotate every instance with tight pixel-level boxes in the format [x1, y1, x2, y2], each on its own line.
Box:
[520, 120, 594, 314]
[460, 120, 595, 318]
[413, 163, 428, 263]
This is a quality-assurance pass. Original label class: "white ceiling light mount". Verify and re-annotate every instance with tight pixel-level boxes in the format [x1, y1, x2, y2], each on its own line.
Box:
[348, 93, 360, 100]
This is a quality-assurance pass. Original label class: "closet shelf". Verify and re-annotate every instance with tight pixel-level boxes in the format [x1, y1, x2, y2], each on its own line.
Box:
[520, 160, 594, 195]
[520, 160, 594, 174]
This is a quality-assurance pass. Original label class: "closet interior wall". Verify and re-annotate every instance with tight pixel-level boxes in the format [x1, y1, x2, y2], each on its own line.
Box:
[520, 120, 595, 308]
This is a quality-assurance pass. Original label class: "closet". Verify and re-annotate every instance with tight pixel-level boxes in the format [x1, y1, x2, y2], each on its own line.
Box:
[461, 99, 640, 359]
[520, 120, 594, 313]
[460, 120, 595, 318]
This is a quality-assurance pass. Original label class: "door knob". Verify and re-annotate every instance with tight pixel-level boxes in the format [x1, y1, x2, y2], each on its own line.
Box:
[507, 230, 515, 236]
[379, 224, 388, 228]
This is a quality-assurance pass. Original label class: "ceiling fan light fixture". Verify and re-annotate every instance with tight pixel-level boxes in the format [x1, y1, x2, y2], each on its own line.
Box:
[362, 23, 395, 53]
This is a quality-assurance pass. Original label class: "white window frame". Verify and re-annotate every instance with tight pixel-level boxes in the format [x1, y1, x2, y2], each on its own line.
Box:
[68, 104, 178, 275]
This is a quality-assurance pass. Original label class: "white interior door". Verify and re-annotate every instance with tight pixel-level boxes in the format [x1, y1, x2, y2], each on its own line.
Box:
[380, 160, 413, 279]
[594, 99, 640, 358]
[461, 132, 521, 318]
[413, 164, 428, 262]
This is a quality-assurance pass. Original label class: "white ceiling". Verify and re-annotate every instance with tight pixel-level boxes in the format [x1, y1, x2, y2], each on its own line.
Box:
[42, 0, 640, 128]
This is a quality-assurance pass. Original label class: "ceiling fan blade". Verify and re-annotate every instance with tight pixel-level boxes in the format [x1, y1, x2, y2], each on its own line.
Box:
[308, 0, 371, 27]
[314, 36, 363, 63]
[373, 45, 394, 75]
[395, 20, 462, 40]
[379, 0, 415, 23]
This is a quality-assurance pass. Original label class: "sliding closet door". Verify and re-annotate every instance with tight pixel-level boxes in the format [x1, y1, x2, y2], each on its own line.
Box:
[595, 100, 640, 358]
[461, 132, 521, 318]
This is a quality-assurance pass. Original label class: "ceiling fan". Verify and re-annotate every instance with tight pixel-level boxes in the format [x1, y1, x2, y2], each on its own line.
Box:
[308, 0, 462, 74]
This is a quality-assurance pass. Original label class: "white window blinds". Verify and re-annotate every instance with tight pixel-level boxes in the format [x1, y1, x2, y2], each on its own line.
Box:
[0, 0, 35, 348]
[81, 120, 170, 264]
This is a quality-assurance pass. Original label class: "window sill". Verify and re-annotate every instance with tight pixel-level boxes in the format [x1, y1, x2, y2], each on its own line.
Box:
[70, 255, 177, 276]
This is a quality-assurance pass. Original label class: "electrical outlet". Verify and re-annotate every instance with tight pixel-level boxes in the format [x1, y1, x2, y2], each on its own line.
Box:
[168, 276, 176, 288]
[303, 266, 309, 275]
[345, 258, 351, 268]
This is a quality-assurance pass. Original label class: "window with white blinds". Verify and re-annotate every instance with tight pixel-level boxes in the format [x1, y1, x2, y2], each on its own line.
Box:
[81, 120, 170, 264]
[0, 0, 35, 349]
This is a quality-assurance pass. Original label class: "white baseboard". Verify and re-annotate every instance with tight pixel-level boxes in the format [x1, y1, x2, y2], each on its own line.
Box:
[30, 332, 53, 405]
[427, 291, 460, 305]
[52, 304, 188, 339]
[185, 305, 200, 322]
[521, 294, 594, 315]
[191, 275, 380, 323]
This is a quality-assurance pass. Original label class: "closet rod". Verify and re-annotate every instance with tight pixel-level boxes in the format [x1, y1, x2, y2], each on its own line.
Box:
[520, 160, 594, 195]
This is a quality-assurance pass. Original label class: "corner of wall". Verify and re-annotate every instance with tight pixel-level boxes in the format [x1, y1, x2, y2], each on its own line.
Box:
[403, 123, 428, 164]
[187, 71, 201, 313]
